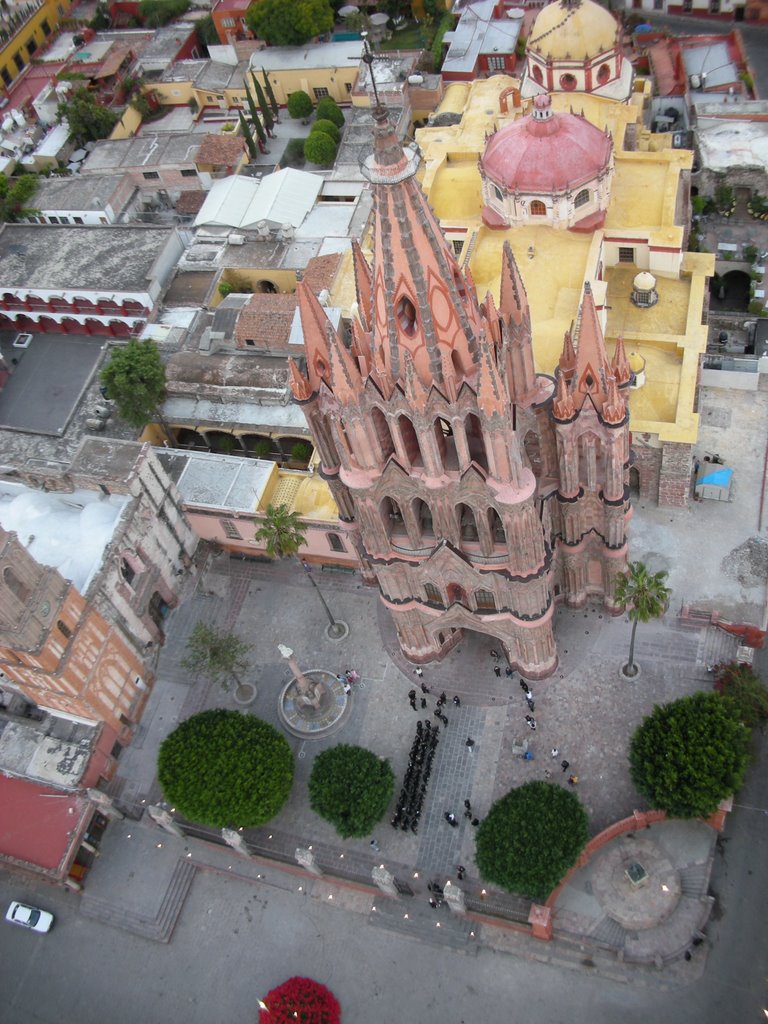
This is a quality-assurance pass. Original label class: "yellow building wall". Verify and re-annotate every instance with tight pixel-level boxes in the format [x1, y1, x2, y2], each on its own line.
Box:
[0, 0, 72, 93]
[110, 104, 143, 140]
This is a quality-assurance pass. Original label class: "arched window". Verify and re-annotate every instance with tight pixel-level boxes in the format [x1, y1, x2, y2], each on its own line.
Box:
[464, 413, 489, 473]
[574, 188, 590, 209]
[412, 498, 433, 540]
[530, 200, 547, 216]
[456, 503, 479, 543]
[398, 415, 423, 468]
[57, 619, 72, 639]
[532, 64, 543, 84]
[371, 406, 394, 460]
[3, 566, 30, 604]
[596, 63, 611, 84]
[560, 73, 577, 91]
[494, 185, 504, 202]
[380, 496, 405, 539]
[475, 589, 496, 611]
[433, 417, 457, 470]
[488, 507, 506, 544]
[327, 533, 345, 553]
[396, 296, 417, 336]
[425, 583, 443, 605]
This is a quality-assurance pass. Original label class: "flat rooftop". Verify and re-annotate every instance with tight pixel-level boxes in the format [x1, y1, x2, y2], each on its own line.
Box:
[0, 331, 106, 436]
[0, 719, 97, 789]
[157, 448, 273, 511]
[30, 173, 124, 212]
[82, 132, 202, 173]
[0, 224, 176, 291]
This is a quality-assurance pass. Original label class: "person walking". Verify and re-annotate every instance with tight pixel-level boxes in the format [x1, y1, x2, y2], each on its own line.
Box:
[369, 838, 380, 853]
[525, 715, 536, 730]
[505, 666, 514, 678]
[444, 812, 458, 828]
[420, 682, 430, 695]
[567, 775, 579, 786]
[408, 689, 417, 710]
[465, 737, 475, 751]
[452, 695, 461, 707]
[457, 865, 466, 881]
[526, 695, 535, 712]
[438, 691, 447, 706]
[561, 760, 570, 773]
[414, 667, 424, 678]
[519, 679, 529, 693]
[551, 747, 559, 759]
[420, 697, 427, 709]
[490, 649, 500, 660]
[494, 665, 501, 677]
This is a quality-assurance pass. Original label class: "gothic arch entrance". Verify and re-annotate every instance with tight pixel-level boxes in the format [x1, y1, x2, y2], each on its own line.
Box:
[446, 583, 468, 606]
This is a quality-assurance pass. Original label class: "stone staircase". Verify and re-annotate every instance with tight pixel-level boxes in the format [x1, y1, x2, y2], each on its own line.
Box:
[590, 914, 628, 949]
[680, 862, 711, 898]
[80, 858, 197, 943]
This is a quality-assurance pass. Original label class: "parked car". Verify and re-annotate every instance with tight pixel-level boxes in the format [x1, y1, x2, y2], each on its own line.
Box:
[5, 901, 54, 933]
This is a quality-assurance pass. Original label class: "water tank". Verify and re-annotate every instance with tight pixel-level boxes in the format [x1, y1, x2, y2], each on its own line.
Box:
[228, 233, 245, 245]
[11, 109, 26, 127]
[2, 115, 14, 133]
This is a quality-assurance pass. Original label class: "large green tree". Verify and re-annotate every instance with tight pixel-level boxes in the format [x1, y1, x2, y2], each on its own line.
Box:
[182, 622, 252, 700]
[139, 0, 190, 27]
[100, 338, 168, 433]
[475, 781, 589, 900]
[303, 131, 337, 167]
[309, 745, 394, 838]
[57, 86, 119, 145]
[629, 692, 750, 818]
[247, 0, 334, 45]
[614, 561, 670, 677]
[158, 710, 294, 828]
[0, 174, 39, 223]
[315, 96, 344, 128]
[287, 90, 313, 121]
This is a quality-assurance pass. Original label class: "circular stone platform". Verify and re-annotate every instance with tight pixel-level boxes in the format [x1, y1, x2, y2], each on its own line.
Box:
[589, 836, 682, 930]
[277, 669, 352, 739]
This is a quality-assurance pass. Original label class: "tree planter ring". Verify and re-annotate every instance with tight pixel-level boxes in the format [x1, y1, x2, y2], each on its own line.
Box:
[620, 663, 641, 682]
[325, 619, 349, 642]
[233, 683, 258, 705]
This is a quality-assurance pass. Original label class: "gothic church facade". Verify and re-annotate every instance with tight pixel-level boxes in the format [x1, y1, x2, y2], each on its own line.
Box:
[289, 105, 631, 678]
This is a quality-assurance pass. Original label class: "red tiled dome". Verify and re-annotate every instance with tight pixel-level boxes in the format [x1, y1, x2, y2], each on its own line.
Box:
[482, 95, 612, 193]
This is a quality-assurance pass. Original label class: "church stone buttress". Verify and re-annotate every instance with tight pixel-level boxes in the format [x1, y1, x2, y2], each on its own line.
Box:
[289, 104, 629, 680]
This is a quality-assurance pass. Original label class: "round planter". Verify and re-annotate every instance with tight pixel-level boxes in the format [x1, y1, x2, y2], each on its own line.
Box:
[233, 682, 258, 706]
[619, 663, 642, 682]
[325, 619, 350, 642]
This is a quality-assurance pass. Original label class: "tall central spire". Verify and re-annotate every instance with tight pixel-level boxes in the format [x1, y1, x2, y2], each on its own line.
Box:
[359, 104, 484, 390]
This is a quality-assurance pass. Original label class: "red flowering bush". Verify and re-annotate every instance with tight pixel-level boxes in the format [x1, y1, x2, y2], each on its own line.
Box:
[258, 977, 341, 1023]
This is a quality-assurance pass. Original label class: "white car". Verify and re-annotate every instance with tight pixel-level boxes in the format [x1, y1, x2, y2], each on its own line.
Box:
[5, 901, 54, 933]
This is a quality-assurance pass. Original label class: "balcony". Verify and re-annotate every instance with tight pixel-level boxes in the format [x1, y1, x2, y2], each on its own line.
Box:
[0, 1, 44, 47]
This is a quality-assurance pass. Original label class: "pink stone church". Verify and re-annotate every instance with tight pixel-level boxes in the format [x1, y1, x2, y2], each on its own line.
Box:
[289, 105, 631, 679]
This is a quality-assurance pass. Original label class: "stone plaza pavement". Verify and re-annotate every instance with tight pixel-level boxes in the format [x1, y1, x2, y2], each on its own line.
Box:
[101, 549, 740, 969]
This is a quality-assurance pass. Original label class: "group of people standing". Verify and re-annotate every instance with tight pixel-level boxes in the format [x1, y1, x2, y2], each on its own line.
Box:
[391, 720, 440, 834]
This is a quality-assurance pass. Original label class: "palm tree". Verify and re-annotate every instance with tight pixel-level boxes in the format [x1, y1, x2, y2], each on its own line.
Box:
[255, 504, 343, 637]
[615, 561, 671, 678]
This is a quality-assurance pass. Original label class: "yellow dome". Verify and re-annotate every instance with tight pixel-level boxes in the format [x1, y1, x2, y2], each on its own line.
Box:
[528, 0, 618, 61]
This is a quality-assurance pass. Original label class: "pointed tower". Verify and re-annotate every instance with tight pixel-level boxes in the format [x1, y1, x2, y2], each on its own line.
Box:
[290, 102, 559, 678]
[550, 284, 630, 609]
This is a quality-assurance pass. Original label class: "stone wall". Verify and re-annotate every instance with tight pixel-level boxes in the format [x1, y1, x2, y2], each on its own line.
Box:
[658, 440, 693, 508]
[631, 443, 662, 503]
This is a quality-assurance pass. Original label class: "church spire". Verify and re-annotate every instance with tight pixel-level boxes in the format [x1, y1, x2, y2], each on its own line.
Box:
[611, 334, 631, 386]
[570, 282, 613, 415]
[361, 103, 482, 392]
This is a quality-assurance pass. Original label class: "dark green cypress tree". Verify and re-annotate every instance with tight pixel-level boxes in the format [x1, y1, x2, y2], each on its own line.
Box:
[251, 72, 274, 135]
[243, 78, 261, 131]
[238, 110, 260, 159]
[262, 67, 280, 120]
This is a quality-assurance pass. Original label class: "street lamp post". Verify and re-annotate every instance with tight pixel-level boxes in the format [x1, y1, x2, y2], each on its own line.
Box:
[301, 560, 346, 639]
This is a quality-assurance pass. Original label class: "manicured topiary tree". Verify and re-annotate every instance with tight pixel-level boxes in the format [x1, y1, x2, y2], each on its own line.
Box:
[714, 661, 768, 727]
[287, 90, 313, 121]
[303, 131, 337, 167]
[475, 781, 588, 900]
[258, 977, 340, 1023]
[629, 692, 750, 818]
[315, 96, 344, 128]
[158, 709, 294, 828]
[309, 745, 394, 839]
[310, 118, 340, 144]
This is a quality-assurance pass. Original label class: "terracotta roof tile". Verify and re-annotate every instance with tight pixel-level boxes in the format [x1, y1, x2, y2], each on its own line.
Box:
[301, 252, 343, 295]
[235, 292, 298, 350]
[197, 133, 247, 166]
[175, 190, 207, 214]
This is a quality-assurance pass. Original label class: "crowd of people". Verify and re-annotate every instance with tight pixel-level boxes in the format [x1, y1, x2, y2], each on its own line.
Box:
[391, 720, 440, 834]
